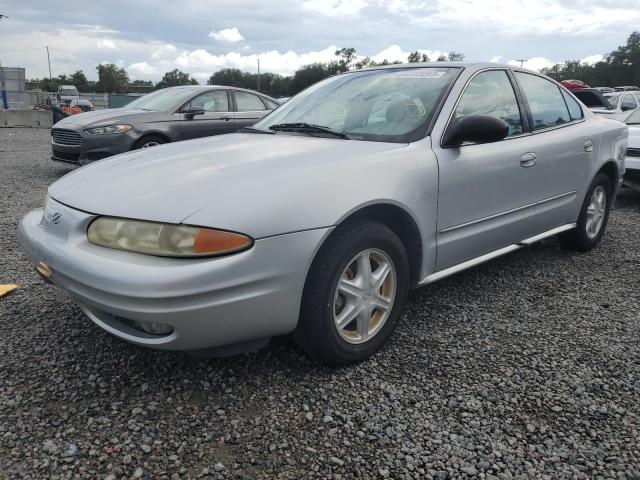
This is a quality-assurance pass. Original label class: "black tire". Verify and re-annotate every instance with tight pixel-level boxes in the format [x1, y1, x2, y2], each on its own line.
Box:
[133, 135, 167, 150]
[559, 172, 612, 252]
[294, 221, 410, 365]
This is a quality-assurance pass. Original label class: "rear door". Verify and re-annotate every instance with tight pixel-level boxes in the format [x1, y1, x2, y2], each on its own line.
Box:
[176, 90, 235, 140]
[231, 91, 271, 129]
[432, 69, 541, 270]
[513, 72, 597, 230]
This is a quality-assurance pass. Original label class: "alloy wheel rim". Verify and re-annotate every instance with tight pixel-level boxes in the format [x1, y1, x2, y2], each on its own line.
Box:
[586, 185, 607, 239]
[333, 248, 397, 345]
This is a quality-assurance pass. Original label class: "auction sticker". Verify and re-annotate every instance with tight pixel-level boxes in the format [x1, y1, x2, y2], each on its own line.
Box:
[389, 70, 447, 79]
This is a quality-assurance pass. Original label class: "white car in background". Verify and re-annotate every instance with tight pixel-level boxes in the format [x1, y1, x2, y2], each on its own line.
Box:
[624, 108, 640, 191]
[603, 91, 640, 121]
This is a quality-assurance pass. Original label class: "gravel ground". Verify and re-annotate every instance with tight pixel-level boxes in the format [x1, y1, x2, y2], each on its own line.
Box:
[1, 127, 640, 480]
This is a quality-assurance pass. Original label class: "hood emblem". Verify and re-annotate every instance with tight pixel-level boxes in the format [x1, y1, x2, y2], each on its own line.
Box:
[51, 213, 62, 224]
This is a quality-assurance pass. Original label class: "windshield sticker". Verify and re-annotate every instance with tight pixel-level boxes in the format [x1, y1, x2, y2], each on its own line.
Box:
[389, 70, 447, 79]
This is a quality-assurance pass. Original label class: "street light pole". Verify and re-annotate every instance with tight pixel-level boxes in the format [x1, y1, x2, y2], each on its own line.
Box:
[257, 58, 260, 92]
[0, 14, 8, 109]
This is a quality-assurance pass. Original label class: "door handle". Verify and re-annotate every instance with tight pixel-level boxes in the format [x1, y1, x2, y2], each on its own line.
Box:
[584, 139, 593, 152]
[520, 152, 537, 168]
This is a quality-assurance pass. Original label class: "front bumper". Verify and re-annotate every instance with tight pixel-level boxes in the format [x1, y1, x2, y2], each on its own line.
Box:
[624, 155, 640, 183]
[18, 198, 330, 351]
[51, 128, 136, 165]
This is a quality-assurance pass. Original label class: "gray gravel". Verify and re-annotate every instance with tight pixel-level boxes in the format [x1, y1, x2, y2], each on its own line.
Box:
[1, 127, 640, 479]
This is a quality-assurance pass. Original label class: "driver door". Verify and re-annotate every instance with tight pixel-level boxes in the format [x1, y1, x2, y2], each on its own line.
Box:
[432, 69, 541, 270]
[177, 90, 235, 140]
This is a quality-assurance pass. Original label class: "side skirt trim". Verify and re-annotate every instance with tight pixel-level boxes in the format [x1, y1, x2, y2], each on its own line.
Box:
[419, 223, 576, 286]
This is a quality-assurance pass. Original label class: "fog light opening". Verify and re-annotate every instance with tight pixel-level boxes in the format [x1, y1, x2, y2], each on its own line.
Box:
[132, 320, 173, 336]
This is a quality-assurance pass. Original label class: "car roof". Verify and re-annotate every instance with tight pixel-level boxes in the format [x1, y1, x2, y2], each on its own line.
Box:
[160, 84, 278, 100]
[348, 61, 542, 76]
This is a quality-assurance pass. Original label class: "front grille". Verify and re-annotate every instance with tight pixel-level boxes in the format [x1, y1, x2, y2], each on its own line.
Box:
[51, 128, 83, 146]
[52, 150, 80, 163]
[626, 147, 640, 158]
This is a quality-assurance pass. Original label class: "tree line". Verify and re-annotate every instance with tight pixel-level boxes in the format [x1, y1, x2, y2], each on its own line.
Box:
[26, 33, 640, 98]
[541, 31, 640, 87]
[26, 47, 465, 98]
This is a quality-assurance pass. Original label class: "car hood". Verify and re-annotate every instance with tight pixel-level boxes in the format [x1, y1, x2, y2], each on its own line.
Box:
[54, 108, 167, 128]
[49, 133, 407, 238]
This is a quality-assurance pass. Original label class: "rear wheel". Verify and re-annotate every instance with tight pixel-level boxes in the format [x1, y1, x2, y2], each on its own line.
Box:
[559, 173, 612, 251]
[134, 135, 167, 150]
[294, 221, 409, 365]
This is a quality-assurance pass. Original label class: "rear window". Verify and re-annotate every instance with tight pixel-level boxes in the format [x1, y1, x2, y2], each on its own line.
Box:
[515, 72, 571, 130]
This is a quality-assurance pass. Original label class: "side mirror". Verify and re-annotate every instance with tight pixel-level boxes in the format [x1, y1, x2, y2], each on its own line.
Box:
[442, 114, 509, 147]
[183, 107, 205, 118]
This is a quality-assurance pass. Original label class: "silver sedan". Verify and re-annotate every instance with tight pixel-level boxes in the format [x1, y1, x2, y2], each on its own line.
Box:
[19, 63, 628, 365]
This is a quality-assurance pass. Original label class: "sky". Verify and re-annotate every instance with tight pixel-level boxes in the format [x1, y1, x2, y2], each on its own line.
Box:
[0, 0, 638, 83]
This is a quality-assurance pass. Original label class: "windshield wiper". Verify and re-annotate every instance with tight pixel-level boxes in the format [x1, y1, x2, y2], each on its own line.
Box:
[268, 122, 350, 139]
[238, 126, 275, 134]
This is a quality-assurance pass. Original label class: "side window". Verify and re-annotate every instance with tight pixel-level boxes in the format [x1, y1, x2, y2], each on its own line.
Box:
[235, 92, 266, 112]
[184, 91, 229, 113]
[604, 95, 618, 108]
[453, 70, 523, 136]
[515, 72, 570, 130]
[621, 94, 638, 111]
[561, 90, 583, 121]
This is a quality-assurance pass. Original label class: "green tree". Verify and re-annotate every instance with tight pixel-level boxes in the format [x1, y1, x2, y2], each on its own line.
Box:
[208, 68, 248, 88]
[69, 70, 89, 92]
[95, 63, 129, 93]
[335, 47, 357, 72]
[447, 51, 465, 62]
[156, 69, 199, 89]
[407, 51, 430, 63]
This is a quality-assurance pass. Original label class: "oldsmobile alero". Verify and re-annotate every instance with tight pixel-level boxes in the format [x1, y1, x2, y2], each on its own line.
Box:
[19, 63, 628, 364]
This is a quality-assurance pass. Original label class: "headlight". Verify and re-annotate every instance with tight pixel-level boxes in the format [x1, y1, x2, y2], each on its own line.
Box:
[87, 217, 253, 257]
[84, 124, 132, 135]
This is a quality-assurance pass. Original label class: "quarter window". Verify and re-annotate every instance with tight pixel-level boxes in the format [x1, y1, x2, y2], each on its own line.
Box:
[561, 90, 583, 121]
[184, 90, 229, 112]
[235, 92, 267, 112]
[453, 70, 523, 136]
[621, 94, 638, 111]
[515, 72, 571, 130]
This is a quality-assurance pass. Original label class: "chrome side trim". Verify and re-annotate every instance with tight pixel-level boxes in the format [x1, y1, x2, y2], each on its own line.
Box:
[538, 190, 577, 205]
[420, 222, 577, 286]
[516, 223, 576, 246]
[439, 201, 537, 233]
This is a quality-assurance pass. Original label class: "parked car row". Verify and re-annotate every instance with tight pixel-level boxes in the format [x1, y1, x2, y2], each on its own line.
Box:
[24, 63, 628, 364]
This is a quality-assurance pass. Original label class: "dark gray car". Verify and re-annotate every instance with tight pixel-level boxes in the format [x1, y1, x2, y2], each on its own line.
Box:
[51, 86, 280, 164]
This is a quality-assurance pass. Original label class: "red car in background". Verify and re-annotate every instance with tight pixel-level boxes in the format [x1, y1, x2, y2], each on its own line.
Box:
[561, 79, 590, 90]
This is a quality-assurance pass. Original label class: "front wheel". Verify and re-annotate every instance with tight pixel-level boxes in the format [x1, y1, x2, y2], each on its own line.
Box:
[133, 135, 167, 150]
[294, 221, 409, 365]
[559, 172, 612, 251]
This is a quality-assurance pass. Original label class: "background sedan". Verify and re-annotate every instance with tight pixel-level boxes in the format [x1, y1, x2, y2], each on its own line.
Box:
[51, 86, 280, 164]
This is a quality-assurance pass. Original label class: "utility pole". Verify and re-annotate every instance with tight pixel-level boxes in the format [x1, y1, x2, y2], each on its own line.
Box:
[257, 58, 260, 92]
[516, 59, 527, 68]
[46, 46, 52, 78]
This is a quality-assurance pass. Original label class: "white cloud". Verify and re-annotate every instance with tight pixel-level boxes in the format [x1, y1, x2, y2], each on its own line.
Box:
[302, 0, 369, 17]
[128, 61, 157, 75]
[507, 57, 555, 71]
[96, 39, 117, 49]
[581, 54, 604, 65]
[371, 44, 445, 63]
[208, 27, 244, 43]
[489, 56, 502, 63]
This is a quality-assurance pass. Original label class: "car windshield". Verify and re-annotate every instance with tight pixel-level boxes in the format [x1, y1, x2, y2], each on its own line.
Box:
[604, 95, 619, 108]
[254, 67, 459, 143]
[626, 108, 640, 124]
[60, 88, 77, 95]
[125, 88, 201, 111]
